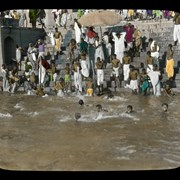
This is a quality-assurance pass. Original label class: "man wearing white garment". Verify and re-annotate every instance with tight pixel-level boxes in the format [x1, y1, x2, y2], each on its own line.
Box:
[122, 51, 131, 88]
[27, 43, 37, 71]
[38, 58, 46, 86]
[173, 12, 180, 46]
[74, 18, 82, 45]
[110, 54, 120, 91]
[147, 64, 162, 96]
[102, 32, 112, 67]
[94, 36, 105, 64]
[112, 31, 126, 64]
[95, 57, 104, 95]
[72, 59, 82, 94]
[149, 38, 160, 68]
[16, 44, 21, 70]
[80, 53, 90, 80]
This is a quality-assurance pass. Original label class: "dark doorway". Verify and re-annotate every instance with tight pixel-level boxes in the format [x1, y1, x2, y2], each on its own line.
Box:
[4, 36, 15, 66]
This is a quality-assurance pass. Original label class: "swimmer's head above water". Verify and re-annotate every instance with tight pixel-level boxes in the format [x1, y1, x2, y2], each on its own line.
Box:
[162, 103, 168, 112]
[96, 104, 102, 112]
[79, 99, 84, 106]
[126, 105, 133, 114]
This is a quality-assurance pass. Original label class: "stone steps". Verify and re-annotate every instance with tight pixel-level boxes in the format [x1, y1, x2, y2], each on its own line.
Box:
[2, 18, 180, 91]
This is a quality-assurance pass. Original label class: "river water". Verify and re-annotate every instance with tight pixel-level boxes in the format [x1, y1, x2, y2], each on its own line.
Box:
[0, 90, 180, 171]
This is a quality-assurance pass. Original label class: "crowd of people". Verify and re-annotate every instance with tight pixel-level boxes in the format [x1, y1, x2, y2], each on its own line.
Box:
[0, 9, 179, 99]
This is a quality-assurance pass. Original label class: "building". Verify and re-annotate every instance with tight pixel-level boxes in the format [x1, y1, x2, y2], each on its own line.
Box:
[0, 17, 46, 68]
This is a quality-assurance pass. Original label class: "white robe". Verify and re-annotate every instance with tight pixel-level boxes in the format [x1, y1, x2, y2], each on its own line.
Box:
[103, 35, 112, 57]
[61, 12, 67, 27]
[74, 67, 82, 92]
[173, 24, 180, 43]
[57, 89, 65, 97]
[18, 9, 26, 27]
[111, 67, 119, 77]
[16, 48, 21, 63]
[38, 64, 46, 84]
[128, 80, 138, 90]
[150, 40, 159, 59]
[49, 32, 55, 46]
[74, 22, 82, 44]
[1, 68, 10, 92]
[80, 59, 89, 78]
[148, 70, 161, 96]
[147, 64, 153, 73]
[112, 32, 126, 64]
[97, 69, 104, 86]
[94, 40, 105, 63]
[123, 64, 130, 81]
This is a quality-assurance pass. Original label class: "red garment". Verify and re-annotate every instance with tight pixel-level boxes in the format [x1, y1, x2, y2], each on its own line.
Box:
[42, 60, 50, 70]
[87, 30, 97, 38]
[124, 25, 134, 43]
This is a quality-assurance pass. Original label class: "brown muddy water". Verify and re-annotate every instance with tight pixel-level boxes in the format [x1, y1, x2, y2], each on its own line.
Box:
[0, 90, 180, 171]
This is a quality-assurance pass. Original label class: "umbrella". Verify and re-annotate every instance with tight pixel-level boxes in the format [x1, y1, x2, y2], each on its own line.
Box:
[78, 10, 122, 38]
[78, 10, 122, 27]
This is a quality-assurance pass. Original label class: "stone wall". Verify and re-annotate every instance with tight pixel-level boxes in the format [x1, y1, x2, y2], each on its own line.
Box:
[0, 26, 46, 67]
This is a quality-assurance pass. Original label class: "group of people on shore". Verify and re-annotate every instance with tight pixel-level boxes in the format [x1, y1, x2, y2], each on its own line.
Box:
[0, 9, 179, 99]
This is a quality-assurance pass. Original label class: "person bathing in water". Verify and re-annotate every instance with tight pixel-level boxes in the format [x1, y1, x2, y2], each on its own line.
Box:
[162, 103, 168, 112]
[96, 104, 108, 112]
[126, 105, 134, 114]
[78, 99, 84, 106]
[163, 80, 175, 97]
[75, 112, 81, 121]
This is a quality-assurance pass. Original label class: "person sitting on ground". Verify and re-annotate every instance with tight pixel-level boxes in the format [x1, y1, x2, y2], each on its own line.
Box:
[24, 72, 37, 95]
[54, 77, 65, 96]
[36, 84, 45, 97]
[163, 83, 175, 97]
[8, 67, 19, 94]
[86, 79, 93, 96]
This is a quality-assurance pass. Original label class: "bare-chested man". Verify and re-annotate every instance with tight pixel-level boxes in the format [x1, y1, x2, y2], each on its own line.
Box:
[67, 39, 77, 63]
[54, 27, 63, 54]
[122, 51, 131, 88]
[64, 63, 71, 93]
[95, 57, 104, 95]
[54, 77, 65, 96]
[146, 51, 154, 73]
[128, 67, 138, 94]
[110, 54, 121, 91]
